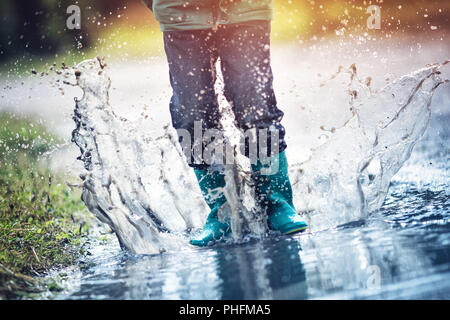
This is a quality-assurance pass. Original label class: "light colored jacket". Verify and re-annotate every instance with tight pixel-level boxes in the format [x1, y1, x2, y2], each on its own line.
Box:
[142, 0, 272, 31]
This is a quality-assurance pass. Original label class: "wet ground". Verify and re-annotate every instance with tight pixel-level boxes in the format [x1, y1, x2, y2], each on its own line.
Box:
[1, 36, 448, 300]
[54, 109, 450, 300]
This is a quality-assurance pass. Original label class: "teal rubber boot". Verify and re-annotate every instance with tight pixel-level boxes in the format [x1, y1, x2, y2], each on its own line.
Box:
[190, 169, 231, 247]
[252, 151, 308, 235]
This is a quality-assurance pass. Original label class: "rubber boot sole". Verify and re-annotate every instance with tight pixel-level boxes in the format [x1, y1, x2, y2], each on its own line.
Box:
[284, 226, 308, 235]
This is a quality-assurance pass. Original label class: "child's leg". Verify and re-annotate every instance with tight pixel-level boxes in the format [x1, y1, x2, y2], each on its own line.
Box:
[163, 30, 221, 168]
[216, 23, 308, 235]
[217, 22, 286, 160]
[163, 30, 233, 246]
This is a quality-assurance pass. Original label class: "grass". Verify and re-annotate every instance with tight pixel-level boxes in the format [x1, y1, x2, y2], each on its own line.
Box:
[0, 111, 93, 299]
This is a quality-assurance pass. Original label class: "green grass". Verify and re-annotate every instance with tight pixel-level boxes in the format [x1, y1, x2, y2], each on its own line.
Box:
[0, 47, 90, 77]
[0, 111, 93, 299]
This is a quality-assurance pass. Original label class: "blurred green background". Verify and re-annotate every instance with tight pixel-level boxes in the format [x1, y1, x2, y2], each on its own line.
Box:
[0, 0, 448, 72]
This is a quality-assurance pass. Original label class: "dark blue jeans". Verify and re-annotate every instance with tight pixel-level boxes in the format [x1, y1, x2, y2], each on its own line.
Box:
[163, 21, 287, 169]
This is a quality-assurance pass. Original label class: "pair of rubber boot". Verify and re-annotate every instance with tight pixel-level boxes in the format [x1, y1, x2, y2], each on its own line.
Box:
[190, 151, 308, 247]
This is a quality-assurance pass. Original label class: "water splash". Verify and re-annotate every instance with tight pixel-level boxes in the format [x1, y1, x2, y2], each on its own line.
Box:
[72, 58, 206, 254]
[290, 63, 446, 231]
[71, 57, 446, 254]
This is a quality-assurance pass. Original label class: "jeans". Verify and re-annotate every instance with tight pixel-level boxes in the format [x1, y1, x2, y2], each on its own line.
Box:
[163, 21, 287, 169]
